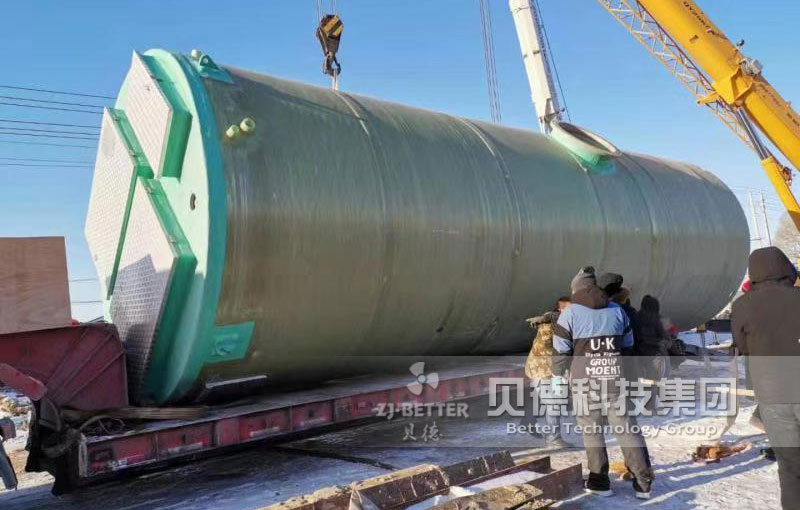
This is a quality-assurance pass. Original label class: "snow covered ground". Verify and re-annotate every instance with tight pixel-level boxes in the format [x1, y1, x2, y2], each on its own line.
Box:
[0, 389, 31, 432]
[0, 359, 780, 510]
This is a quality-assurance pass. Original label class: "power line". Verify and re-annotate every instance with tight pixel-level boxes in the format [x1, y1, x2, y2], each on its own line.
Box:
[730, 184, 775, 193]
[0, 126, 101, 136]
[734, 195, 783, 209]
[730, 186, 782, 198]
[0, 94, 105, 110]
[0, 117, 100, 130]
[731, 189, 783, 207]
[0, 139, 96, 149]
[0, 84, 115, 100]
[69, 277, 99, 282]
[71, 300, 103, 304]
[729, 183, 783, 194]
[0, 163, 91, 168]
[0, 130, 98, 141]
[0, 157, 94, 164]
[0, 101, 103, 115]
[732, 189, 780, 200]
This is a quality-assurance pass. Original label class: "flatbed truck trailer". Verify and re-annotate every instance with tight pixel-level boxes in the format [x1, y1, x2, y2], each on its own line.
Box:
[0, 322, 524, 493]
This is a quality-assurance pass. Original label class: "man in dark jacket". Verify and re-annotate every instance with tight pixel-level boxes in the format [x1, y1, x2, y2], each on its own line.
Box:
[637, 295, 667, 356]
[732, 246, 800, 509]
[553, 267, 654, 499]
[598, 272, 640, 354]
[636, 294, 673, 383]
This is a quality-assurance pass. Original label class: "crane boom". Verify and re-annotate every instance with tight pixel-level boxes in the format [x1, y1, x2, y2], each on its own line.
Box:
[509, 0, 563, 133]
[597, 0, 800, 231]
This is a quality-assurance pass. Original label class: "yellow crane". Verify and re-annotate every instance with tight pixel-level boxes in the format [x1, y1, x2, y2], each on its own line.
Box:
[596, 0, 800, 231]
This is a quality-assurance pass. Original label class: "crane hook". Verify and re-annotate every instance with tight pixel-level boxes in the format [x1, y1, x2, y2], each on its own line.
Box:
[316, 14, 343, 87]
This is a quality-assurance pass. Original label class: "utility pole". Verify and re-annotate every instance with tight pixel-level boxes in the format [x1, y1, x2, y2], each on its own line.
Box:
[749, 191, 763, 248]
[760, 192, 773, 246]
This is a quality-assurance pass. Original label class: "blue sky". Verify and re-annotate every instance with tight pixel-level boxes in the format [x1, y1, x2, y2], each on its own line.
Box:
[1, 1, 797, 319]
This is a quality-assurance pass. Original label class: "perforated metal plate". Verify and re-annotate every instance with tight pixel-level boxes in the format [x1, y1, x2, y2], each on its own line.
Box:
[110, 179, 177, 398]
[126, 52, 173, 177]
[85, 109, 137, 294]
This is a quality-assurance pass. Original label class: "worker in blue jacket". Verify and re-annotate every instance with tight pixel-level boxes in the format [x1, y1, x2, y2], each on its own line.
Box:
[553, 266, 654, 500]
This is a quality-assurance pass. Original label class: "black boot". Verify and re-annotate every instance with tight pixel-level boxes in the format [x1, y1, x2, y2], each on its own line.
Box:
[584, 473, 613, 497]
[633, 478, 652, 500]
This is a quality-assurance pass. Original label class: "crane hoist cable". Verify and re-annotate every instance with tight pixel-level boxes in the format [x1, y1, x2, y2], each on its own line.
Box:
[531, 0, 570, 122]
[478, 0, 502, 123]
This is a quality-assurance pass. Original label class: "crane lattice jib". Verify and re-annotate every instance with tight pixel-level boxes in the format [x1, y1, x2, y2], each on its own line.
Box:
[597, 0, 800, 230]
[597, 0, 753, 151]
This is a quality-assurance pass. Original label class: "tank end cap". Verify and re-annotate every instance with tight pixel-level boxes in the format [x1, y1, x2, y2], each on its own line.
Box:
[549, 121, 620, 174]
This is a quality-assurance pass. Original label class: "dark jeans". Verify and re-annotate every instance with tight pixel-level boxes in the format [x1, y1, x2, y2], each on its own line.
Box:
[761, 404, 800, 510]
[575, 400, 654, 492]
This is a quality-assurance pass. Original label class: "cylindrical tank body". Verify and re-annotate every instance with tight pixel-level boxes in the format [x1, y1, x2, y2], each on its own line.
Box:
[85, 50, 748, 404]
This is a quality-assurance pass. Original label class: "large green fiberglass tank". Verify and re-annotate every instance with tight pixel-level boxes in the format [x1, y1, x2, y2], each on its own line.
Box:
[85, 49, 748, 405]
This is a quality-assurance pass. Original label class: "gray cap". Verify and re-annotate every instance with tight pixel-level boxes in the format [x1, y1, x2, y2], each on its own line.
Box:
[597, 272, 623, 296]
[570, 266, 596, 293]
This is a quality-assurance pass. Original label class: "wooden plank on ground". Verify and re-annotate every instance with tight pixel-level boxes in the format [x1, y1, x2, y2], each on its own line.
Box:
[525, 463, 582, 502]
[424, 484, 551, 510]
[257, 453, 556, 510]
[0, 237, 71, 335]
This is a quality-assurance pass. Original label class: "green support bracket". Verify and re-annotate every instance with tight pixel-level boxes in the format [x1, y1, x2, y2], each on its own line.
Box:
[139, 176, 198, 401]
[208, 322, 255, 363]
[188, 49, 234, 84]
[138, 53, 193, 179]
[105, 108, 154, 300]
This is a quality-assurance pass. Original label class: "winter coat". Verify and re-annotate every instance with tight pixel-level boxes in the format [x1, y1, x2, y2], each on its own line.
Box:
[552, 285, 633, 384]
[525, 312, 559, 380]
[619, 300, 641, 352]
[636, 296, 668, 357]
[603, 282, 641, 353]
[732, 246, 800, 404]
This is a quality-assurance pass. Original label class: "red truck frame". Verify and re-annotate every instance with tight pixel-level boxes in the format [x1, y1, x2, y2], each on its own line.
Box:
[0, 323, 524, 493]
